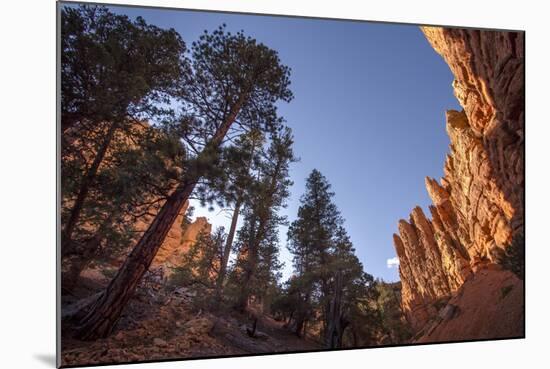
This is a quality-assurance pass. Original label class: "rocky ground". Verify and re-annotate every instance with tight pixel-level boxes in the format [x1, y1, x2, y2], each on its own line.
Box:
[414, 265, 524, 343]
[60, 268, 321, 367]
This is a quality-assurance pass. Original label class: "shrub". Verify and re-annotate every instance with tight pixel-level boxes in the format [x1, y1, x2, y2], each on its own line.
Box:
[499, 232, 525, 280]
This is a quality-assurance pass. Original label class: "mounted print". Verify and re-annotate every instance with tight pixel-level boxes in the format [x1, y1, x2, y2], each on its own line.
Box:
[58, 1, 525, 367]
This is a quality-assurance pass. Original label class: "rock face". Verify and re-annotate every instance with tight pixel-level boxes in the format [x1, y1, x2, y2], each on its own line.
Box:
[151, 211, 212, 271]
[394, 27, 524, 333]
[133, 200, 212, 271]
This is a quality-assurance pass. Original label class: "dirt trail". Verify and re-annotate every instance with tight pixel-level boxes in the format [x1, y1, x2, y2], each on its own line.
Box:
[213, 312, 322, 355]
[61, 270, 322, 366]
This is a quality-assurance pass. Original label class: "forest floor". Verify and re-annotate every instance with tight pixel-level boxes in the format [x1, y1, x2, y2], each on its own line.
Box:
[60, 268, 322, 367]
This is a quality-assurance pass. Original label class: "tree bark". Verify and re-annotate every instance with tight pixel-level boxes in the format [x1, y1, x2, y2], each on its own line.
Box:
[75, 94, 246, 340]
[236, 156, 283, 311]
[214, 198, 242, 303]
[235, 217, 258, 312]
[294, 290, 310, 337]
[215, 134, 259, 304]
[286, 311, 294, 326]
[326, 270, 343, 349]
[75, 181, 193, 339]
[62, 214, 115, 294]
[62, 121, 119, 255]
[62, 235, 102, 294]
[294, 316, 305, 338]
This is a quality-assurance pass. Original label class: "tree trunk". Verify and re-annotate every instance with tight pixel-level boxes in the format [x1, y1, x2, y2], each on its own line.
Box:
[326, 270, 343, 349]
[214, 198, 242, 303]
[338, 320, 349, 348]
[236, 156, 283, 311]
[285, 311, 294, 327]
[75, 181, 193, 339]
[74, 94, 246, 340]
[246, 317, 258, 337]
[294, 290, 310, 337]
[294, 316, 305, 338]
[215, 134, 259, 304]
[235, 207, 261, 312]
[236, 248, 256, 311]
[62, 235, 102, 294]
[62, 121, 118, 255]
[62, 213, 115, 294]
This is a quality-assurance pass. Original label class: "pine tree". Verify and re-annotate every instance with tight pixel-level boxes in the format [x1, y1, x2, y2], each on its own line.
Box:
[170, 226, 226, 289]
[374, 280, 412, 344]
[75, 25, 293, 340]
[207, 129, 265, 303]
[287, 169, 343, 336]
[232, 127, 295, 311]
[61, 5, 187, 253]
[287, 170, 378, 346]
[61, 122, 186, 293]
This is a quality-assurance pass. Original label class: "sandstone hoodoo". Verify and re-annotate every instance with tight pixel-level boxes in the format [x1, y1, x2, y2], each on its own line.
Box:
[151, 211, 212, 271]
[394, 27, 524, 340]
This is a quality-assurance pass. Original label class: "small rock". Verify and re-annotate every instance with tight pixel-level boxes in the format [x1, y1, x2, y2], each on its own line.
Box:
[438, 304, 458, 320]
[153, 338, 167, 347]
[254, 330, 270, 340]
[183, 317, 214, 335]
[114, 331, 125, 341]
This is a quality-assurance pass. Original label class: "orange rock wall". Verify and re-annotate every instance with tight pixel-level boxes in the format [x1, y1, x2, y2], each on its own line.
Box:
[134, 201, 212, 271]
[394, 27, 524, 331]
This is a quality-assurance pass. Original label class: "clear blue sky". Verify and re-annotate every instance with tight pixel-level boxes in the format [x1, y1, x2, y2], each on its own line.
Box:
[90, 4, 461, 282]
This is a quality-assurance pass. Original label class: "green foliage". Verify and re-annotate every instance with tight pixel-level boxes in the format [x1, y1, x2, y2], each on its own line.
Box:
[286, 170, 381, 346]
[60, 6, 295, 271]
[184, 24, 293, 126]
[169, 226, 226, 288]
[203, 129, 265, 209]
[60, 4, 188, 263]
[499, 232, 525, 280]
[61, 122, 185, 260]
[374, 281, 412, 344]
[101, 267, 118, 280]
[61, 4, 186, 131]
[173, 24, 294, 210]
[227, 127, 296, 309]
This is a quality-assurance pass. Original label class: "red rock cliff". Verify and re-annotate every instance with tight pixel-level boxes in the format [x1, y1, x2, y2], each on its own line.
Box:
[134, 201, 212, 272]
[394, 27, 524, 333]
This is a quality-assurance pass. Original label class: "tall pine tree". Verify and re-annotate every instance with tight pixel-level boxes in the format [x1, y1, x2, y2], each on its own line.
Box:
[287, 170, 377, 346]
[61, 5, 187, 252]
[231, 127, 295, 312]
[75, 25, 293, 339]
[207, 129, 265, 303]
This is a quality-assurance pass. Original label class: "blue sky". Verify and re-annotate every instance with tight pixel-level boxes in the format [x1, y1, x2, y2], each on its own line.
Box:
[95, 4, 461, 282]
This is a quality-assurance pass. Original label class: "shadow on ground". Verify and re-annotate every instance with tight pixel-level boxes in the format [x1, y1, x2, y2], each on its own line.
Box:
[33, 353, 56, 367]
